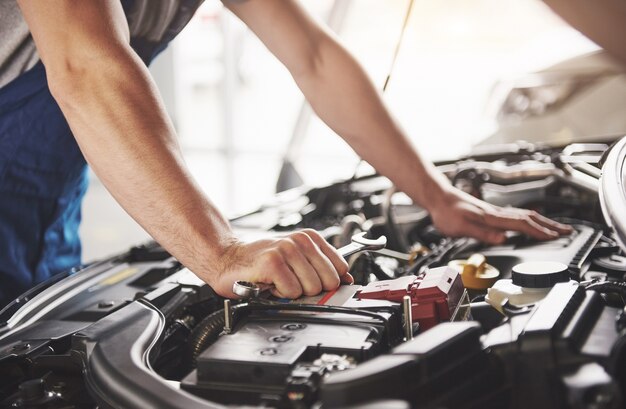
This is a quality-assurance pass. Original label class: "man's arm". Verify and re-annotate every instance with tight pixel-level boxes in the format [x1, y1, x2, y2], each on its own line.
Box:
[542, 0, 626, 67]
[17, 0, 349, 299]
[224, 0, 572, 244]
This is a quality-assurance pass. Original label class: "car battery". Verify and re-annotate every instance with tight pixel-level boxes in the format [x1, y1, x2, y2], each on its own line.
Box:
[291, 266, 469, 331]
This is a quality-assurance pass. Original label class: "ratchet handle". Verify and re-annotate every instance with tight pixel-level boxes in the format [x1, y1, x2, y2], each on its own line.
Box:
[232, 280, 273, 298]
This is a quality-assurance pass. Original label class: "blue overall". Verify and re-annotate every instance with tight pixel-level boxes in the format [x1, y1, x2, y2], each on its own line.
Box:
[0, 62, 88, 308]
[0, 0, 204, 309]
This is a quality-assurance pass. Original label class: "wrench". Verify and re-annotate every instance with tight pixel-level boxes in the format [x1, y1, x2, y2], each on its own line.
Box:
[336, 232, 387, 258]
[232, 232, 387, 298]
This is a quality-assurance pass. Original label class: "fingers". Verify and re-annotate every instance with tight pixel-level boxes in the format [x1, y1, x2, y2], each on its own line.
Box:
[301, 229, 348, 273]
[301, 229, 351, 283]
[290, 232, 341, 291]
[268, 230, 347, 298]
[481, 210, 558, 240]
[277, 237, 323, 296]
[260, 249, 302, 299]
[467, 206, 572, 240]
[340, 273, 355, 285]
[528, 211, 573, 234]
[220, 230, 350, 300]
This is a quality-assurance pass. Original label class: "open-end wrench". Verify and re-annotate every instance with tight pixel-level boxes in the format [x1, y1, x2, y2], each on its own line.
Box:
[232, 232, 387, 298]
[336, 232, 387, 258]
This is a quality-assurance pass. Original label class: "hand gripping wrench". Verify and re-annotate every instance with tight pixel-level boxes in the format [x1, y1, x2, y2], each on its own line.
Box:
[232, 232, 387, 298]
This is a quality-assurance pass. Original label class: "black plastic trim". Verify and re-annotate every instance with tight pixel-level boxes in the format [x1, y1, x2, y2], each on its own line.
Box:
[73, 301, 224, 409]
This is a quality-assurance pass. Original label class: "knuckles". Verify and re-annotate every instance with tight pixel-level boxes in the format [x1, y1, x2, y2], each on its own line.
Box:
[290, 232, 315, 251]
[521, 215, 533, 224]
[245, 231, 350, 299]
[301, 228, 320, 238]
[262, 249, 286, 268]
[278, 239, 298, 256]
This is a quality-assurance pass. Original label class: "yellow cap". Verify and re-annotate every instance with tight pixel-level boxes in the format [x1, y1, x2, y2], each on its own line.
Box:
[448, 253, 500, 289]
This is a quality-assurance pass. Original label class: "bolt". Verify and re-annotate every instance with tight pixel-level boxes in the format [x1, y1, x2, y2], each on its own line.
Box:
[98, 301, 115, 309]
[12, 343, 30, 351]
[260, 348, 278, 356]
[281, 323, 306, 331]
[270, 335, 293, 343]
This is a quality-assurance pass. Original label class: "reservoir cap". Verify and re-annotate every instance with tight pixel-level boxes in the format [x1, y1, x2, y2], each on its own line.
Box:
[512, 261, 569, 288]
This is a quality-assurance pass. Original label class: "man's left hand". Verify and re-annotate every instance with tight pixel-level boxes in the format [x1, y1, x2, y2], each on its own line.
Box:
[429, 187, 573, 245]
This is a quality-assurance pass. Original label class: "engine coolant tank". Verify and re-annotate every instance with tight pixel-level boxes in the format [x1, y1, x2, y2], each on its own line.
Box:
[485, 261, 572, 313]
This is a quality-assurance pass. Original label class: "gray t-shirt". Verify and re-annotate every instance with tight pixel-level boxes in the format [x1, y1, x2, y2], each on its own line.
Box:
[0, 0, 39, 89]
[0, 0, 204, 89]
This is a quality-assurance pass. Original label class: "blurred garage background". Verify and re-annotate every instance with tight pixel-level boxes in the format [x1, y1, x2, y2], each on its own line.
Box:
[79, 0, 612, 262]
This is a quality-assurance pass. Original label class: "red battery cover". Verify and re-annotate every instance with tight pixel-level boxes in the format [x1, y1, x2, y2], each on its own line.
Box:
[356, 267, 464, 331]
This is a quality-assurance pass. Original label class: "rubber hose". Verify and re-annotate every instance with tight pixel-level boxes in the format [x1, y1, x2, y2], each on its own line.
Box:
[188, 308, 225, 368]
[587, 281, 626, 297]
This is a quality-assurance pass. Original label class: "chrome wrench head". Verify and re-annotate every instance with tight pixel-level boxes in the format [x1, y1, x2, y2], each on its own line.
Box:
[351, 232, 387, 250]
[338, 232, 387, 258]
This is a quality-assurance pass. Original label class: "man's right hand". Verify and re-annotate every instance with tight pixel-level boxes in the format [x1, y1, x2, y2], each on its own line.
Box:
[207, 229, 352, 299]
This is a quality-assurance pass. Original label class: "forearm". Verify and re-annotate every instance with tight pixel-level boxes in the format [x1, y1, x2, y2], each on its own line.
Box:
[16, 0, 349, 300]
[292, 35, 450, 210]
[542, 0, 626, 67]
[224, 0, 571, 247]
[49, 47, 235, 283]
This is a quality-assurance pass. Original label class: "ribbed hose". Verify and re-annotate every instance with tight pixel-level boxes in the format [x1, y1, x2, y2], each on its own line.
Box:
[188, 308, 226, 368]
[586, 281, 626, 297]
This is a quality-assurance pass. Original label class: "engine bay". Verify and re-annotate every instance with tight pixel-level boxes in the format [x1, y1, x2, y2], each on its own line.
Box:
[1, 141, 626, 409]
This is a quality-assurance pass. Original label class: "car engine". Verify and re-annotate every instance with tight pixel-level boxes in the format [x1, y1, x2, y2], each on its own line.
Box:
[1, 140, 626, 409]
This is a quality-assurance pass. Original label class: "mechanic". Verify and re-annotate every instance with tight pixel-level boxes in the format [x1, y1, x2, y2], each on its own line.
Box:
[0, 0, 573, 308]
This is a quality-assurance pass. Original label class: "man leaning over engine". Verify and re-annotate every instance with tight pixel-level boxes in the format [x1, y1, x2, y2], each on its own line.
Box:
[0, 0, 572, 307]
